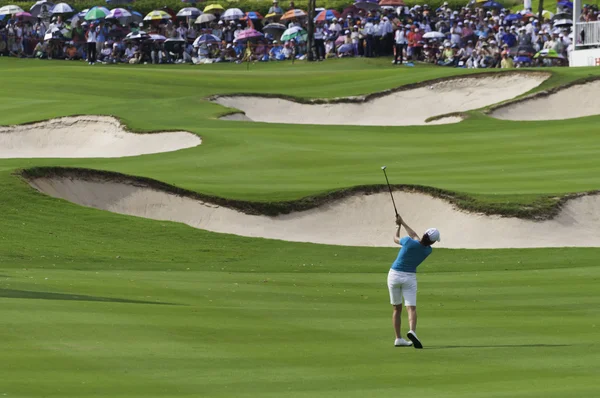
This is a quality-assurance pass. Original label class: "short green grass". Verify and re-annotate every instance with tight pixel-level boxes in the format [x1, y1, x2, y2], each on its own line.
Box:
[1, 58, 600, 397]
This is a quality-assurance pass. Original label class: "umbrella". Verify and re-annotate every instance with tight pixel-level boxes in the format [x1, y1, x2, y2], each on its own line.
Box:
[106, 0, 133, 4]
[195, 13, 215, 24]
[105, 8, 131, 19]
[243, 11, 263, 20]
[423, 31, 445, 39]
[165, 37, 186, 53]
[203, 4, 224, 14]
[534, 49, 564, 58]
[144, 10, 171, 21]
[552, 12, 571, 21]
[280, 9, 307, 20]
[541, 10, 554, 19]
[263, 22, 286, 36]
[553, 19, 572, 26]
[0, 5, 24, 14]
[181, 0, 199, 3]
[557, 0, 573, 9]
[150, 33, 167, 41]
[50, 3, 73, 14]
[354, 0, 380, 11]
[482, 1, 503, 9]
[177, 7, 201, 17]
[236, 28, 263, 41]
[314, 9, 341, 22]
[193, 33, 220, 46]
[265, 12, 281, 19]
[130, 11, 143, 23]
[85, 7, 108, 21]
[379, 0, 405, 5]
[222, 7, 243, 20]
[125, 31, 149, 40]
[341, 5, 361, 19]
[15, 11, 34, 20]
[280, 25, 306, 41]
[504, 13, 522, 22]
[514, 55, 531, 63]
[44, 25, 62, 40]
[30, 0, 54, 18]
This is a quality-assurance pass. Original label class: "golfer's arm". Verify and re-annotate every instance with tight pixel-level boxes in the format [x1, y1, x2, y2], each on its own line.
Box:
[393, 225, 401, 244]
[402, 222, 420, 240]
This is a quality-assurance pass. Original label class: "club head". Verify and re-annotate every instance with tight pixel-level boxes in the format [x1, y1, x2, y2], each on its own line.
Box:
[381, 166, 386, 170]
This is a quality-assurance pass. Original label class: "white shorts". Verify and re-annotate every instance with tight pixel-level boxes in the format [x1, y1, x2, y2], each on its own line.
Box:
[387, 269, 417, 306]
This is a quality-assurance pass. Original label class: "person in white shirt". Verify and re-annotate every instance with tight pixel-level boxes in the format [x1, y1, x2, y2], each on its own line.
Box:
[86, 25, 97, 64]
[177, 22, 188, 40]
[364, 18, 374, 57]
[394, 26, 407, 64]
[329, 18, 342, 33]
[381, 16, 393, 55]
[314, 22, 325, 60]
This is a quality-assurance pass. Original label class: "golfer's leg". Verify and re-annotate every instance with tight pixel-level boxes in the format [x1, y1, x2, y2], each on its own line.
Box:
[393, 304, 402, 339]
[407, 306, 417, 332]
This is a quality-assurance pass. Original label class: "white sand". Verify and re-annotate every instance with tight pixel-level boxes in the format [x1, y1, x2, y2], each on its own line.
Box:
[212, 73, 548, 126]
[28, 176, 600, 249]
[490, 80, 600, 121]
[0, 116, 201, 158]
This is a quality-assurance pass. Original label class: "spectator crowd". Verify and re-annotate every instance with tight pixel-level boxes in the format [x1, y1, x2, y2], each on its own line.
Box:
[0, 0, 582, 67]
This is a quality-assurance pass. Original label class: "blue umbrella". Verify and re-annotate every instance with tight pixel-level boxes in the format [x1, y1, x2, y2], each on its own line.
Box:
[482, 1, 503, 9]
[193, 33, 219, 46]
[514, 55, 531, 63]
[557, 0, 573, 8]
[504, 13, 522, 22]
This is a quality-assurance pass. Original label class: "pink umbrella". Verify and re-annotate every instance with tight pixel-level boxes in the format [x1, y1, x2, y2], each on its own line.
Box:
[15, 11, 34, 20]
[236, 28, 264, 41]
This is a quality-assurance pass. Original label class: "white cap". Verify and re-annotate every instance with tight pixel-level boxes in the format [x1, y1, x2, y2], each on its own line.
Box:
[425, 228, 441, 242]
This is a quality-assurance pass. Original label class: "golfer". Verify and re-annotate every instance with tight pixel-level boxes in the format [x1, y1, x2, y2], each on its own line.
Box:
[388, 215, 440, 349]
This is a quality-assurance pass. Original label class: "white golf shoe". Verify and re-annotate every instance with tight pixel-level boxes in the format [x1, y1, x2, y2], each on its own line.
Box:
[407, 330, 423, 349]
[394, 338, 413, 347]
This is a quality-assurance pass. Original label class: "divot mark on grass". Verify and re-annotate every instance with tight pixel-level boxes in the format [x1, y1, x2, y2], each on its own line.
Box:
[0, 115, 201, 158]
[212, 72, 549, 126]
[25, 171, 600, 249]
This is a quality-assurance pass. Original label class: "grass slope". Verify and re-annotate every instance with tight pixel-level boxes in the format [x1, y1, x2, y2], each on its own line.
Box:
[1, 59, 600, 397]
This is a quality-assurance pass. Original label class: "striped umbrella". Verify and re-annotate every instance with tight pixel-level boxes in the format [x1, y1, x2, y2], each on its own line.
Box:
[280, 9, 307, 20]
[243, 11, 263, 20]
[85, 6, 108, 20]
[125, 30, 149, 40]
[105, 8, 131, 19]
[280, 25, 306, 41]
[222, 7, 243, 20]
[314, 9, 341, 22]
[144, 10, 171, 21]
[177, 7, 201, 17]
[50, 2, 74, 14]
[0, 5, 24, 14]
[193, 33, 220, 46]
[203, 4, 225, 14]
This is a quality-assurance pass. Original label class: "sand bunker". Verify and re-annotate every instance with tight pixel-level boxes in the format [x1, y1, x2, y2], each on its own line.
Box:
[212, 73, 548, 126]
[28, 175, 600, 249]
[490, 80, 600, 121]
[0, 116, 201, 158]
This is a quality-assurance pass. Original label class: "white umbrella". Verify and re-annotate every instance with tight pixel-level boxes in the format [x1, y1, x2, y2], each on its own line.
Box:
[195, 13, 216, 24]
[0, 5, 24, 14]
[221, 8, 243, 20]
[553, 19, 573, 26]
[105, 8, 132, 19]
[423, 31, 445, 39]
[150, 34, 166, 41]
[50, 2, 74, 14]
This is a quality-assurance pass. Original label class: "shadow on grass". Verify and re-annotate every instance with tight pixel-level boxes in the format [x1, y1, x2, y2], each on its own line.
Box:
[0, 288, 176, 305]
[428, 344, 571, 350]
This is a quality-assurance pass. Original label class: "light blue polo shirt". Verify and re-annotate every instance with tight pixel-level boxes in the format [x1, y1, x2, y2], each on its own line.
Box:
[391, 236, 432, 273]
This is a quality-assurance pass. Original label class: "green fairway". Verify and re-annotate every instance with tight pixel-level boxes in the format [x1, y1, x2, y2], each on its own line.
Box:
[1, 58, 600, 397]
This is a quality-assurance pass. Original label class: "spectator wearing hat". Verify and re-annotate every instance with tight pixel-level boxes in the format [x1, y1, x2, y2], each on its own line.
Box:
[351, 25, 360, 56]
[407, 25, 423, 61]
[268, 0, 283, 15]
[329, 18, 342, 34]
[382, 16, 393, 55]
[363, 18, 375, 57]
[373, 18, 383, 56]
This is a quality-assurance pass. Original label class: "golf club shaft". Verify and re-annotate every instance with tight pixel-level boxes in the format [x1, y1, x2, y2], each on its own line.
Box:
[382, 168, 399, 218]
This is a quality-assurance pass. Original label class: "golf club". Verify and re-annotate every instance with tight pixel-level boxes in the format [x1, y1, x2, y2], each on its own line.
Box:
[381, 166, 399, 218]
